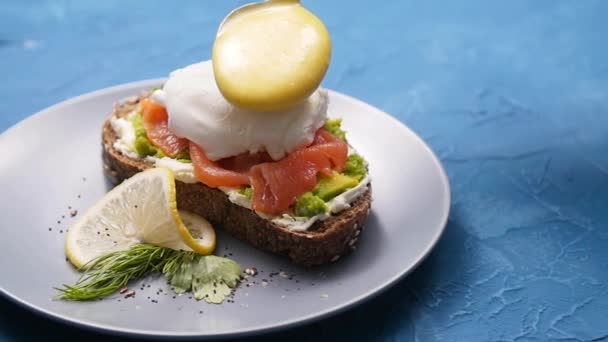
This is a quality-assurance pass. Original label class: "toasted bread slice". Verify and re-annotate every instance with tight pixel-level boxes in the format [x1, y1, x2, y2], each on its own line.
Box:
[101, 95, 372, 266]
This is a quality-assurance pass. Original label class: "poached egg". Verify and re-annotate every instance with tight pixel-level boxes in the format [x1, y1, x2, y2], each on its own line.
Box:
[152, 60, 328, 161]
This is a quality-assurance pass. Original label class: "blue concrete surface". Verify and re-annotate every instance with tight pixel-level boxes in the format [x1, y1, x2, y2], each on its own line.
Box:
[1, 0, 607, 340]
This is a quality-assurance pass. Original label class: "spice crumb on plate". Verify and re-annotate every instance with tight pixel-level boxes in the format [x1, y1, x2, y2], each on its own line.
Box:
[244, 267, 258, 276]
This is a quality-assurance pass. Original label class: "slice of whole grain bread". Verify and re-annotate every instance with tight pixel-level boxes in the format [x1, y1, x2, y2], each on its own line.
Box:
[101, 95, 372, 266]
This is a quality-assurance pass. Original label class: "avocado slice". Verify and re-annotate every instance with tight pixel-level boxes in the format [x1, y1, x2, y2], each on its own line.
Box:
[313, 173, 359, 201]
[343, 153, 367, 181]
[295, 192, 328, 217]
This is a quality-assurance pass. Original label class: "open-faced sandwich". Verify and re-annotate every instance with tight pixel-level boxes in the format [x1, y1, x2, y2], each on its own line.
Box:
[102, 62, 371, 266]
[102, 2, 371, 266]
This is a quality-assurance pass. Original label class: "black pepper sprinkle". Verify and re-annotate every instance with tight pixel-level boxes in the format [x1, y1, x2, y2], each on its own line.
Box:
[77, 195, 81, 199]
[61, 215, 65, 219]
[57, 221, 61, 224]
[106, 233, 110, 237]
[172, 296, 176, 299]
[59, 230, 63, 234]
[151, 300, 158, 303]
[134, 205, 138, 208]
[48, 228, 52, 231]
[199, 311, 203, 314]
[68, 206, 72, 209]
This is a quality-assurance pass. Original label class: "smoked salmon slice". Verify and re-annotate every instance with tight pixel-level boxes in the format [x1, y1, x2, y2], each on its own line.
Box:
[249, 129, 347, 215]
[141, 98, 189, 158]
[217, 151, 274, 173]
[189, 128, 347, 215]
[190, 142, 251, 188]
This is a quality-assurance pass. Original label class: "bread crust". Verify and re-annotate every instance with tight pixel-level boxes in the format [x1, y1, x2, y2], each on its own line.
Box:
[102, 95, 372, 266]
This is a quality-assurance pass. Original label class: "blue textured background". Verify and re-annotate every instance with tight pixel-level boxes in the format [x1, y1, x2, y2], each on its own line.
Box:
[2, 0, 607, 340]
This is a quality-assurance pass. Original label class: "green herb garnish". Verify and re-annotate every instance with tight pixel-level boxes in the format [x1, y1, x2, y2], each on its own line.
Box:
[56, 245, 174, 301]
[56, 245, 241, 304]
[164, 254, 241, 304]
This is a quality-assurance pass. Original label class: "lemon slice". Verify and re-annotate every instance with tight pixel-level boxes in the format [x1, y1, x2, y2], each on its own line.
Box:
[65, 168, 216, 268]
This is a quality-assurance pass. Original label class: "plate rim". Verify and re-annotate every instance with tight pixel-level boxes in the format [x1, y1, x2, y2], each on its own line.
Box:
[0, 79, 451, 339]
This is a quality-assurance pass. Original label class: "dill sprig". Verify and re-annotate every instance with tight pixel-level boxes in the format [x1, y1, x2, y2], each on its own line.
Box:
[56, 245, 179, 301]
[56, 244, 242, 303]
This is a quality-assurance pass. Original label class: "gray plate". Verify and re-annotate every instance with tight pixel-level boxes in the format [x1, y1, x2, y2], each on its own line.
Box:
[0, 80, 450, 338]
